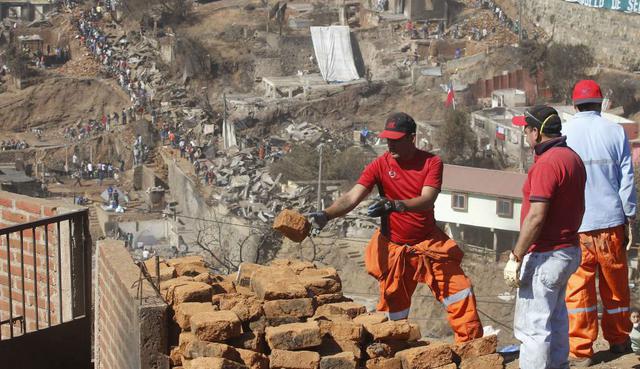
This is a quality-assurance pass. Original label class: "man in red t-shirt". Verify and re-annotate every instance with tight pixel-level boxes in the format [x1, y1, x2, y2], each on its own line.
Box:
[507, 105, 586, 369]
[308, 112, 483, 342]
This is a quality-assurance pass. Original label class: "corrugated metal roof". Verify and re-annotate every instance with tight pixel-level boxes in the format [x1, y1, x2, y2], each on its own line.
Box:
[442, 164, 525, 199]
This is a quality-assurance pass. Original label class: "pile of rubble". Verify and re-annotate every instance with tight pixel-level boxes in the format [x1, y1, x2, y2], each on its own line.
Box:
[148, 256, 504, 369]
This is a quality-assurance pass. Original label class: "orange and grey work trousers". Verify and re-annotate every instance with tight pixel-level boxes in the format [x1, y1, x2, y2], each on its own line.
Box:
[565, 225, 632, 358]
[364, 228, 483, 343]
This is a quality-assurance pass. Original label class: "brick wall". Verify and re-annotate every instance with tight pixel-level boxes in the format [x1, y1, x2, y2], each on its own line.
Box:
[95, 239, 169, 369]
[0, 191, 82, 339]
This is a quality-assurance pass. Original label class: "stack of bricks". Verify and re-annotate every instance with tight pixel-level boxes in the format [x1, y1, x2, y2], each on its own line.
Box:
[153, 255, 503, 369]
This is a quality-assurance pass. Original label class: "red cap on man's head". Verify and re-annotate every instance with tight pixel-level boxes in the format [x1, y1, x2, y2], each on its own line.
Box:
[572, 80, 603, 106]
[379, 112, 417, 140]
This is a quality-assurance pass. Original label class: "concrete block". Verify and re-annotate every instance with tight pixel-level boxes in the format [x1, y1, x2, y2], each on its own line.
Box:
[183, 341, 242, 361]
[189, 357, 248, 369]
[365, 357, 402, 369]
[237, 348, 270, 369]
[228, 331, 268, 353]
[190, 311, 243, 342]
[298, 267, 342, 296]
[272, 210, 311, 242]
[263, 298, 315, 320]
[459, 353, 503, 369]
[265, 321, 322, 350]
[396, 344, 454, 369]
[452, 335, 497, 361]
[219, 293, 264, 323]
[174, 302, 217, 330]
[250, 266, 307, 300]
[269, 349, 320, 369]
[319, 352, 357, 369]
[164, 281, 213, 305]
[315, 302, 366, 319]
[366, 321, 412, 341]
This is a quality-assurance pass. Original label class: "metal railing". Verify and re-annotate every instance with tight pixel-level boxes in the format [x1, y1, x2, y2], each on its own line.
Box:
[0, 209, 91, 340]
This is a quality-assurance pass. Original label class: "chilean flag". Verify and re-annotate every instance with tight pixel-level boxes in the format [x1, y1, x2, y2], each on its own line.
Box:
[496, 126, 506, 141]
[445, 82, 455, 109]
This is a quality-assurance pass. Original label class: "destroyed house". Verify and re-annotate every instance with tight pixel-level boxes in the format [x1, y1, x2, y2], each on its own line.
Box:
[0, 0, 53, 21]
[435, 164, 526, 261]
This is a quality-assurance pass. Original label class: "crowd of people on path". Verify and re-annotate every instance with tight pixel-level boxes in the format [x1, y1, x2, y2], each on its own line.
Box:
[0, 139, 29, 151]
[70, 153, 124, 186]
[77, 10, 151, 117]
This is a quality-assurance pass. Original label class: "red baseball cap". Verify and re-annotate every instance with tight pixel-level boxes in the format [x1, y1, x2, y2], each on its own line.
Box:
[512, 105, 562, 135]
[572, 80, 603, 105]
[379, 112, 417, 140]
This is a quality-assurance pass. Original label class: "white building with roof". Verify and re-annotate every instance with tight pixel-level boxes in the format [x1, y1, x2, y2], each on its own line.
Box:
[435, 164, 526, 260]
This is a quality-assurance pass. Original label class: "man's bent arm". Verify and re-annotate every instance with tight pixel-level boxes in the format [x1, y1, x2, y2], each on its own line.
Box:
[512, 201, 550, 260]
[619, 135, 637, 218]
[397, 186, 440, 212]
[324, 184, 371, 220]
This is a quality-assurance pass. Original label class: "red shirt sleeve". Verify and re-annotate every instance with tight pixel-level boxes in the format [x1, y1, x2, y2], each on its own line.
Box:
[423, 155, 443, 190]
[529, 163, 558, 202]
[357, 158, 380, 190]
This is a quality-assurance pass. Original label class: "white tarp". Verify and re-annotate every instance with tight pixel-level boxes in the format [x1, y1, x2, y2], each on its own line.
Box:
[310, 26, 359, 83]
[223, 117, 237, 149]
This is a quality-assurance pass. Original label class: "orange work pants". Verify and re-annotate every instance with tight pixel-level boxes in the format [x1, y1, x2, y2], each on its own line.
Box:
[364, 228, 483, 343]
[565, 225, 632, 358]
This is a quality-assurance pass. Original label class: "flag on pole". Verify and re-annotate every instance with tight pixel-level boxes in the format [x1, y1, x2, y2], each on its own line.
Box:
[445, 82, 455, 109]
[496, 126, 506, 141]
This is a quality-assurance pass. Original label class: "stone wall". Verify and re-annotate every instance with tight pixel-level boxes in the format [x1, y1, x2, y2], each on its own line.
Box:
[517, 0, 640, 70]
[0, 192, 81, 338]
[94, 239, 169, 369]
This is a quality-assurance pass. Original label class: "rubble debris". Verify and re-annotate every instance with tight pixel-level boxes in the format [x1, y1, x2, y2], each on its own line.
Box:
[157, 256, 500, 369]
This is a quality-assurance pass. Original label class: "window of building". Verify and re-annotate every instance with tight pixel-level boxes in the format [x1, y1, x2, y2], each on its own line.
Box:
[451, 193, 468, 211]
[496, 198, 513, 218]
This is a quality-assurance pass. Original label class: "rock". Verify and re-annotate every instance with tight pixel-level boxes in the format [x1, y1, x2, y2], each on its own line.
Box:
[314, 293, 349, 306]
[263, 298, 315, 320]
[272, 210, 311, 242]
[408, 324, 421, 341]
[248, 315, 268, 333]
[212, 281, 237, 295]
[270, 259, 316, 273]
[322, 319, 363, 341]
[160, 277, 195, 291]
[194, 272, 216, 284]
[315, 302, 366, 319]
[179, 332, 198, 352]
[228, 331, 268, 353]
[269, 349, 320, 369]
[144, 259, 176, 282]
[353, 313, 388, 327]
[318, 337, 363, 359]
[459, 353, 503, 369]
[176, 263, 210, 277]
[366, 321, 412, 341]
[319, 352, 357, 369]
[251, 267, 307, 300]
[237, 348, 270, 369]
[452, 335, 497, 361]
[164, 281, 213, 305]
[396, 344, 454, 369]
[265, 321, 322, 350]
[189, 357, 248, 369]
[190, 311, 243, 342]
[219, 293, 264, 322]
[174, 302, 218, 330]
[365, 357, 402, 369]
[298, 268, 342, 296]
[183, 341, 242, 361]
[170, 346, 182, 366]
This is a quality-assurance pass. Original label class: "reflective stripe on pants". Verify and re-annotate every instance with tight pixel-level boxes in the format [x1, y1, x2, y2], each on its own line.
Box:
[565, 225, 632, 358]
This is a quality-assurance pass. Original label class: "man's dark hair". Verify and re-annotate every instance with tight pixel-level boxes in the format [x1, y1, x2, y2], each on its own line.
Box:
[576, 102, 602, 113]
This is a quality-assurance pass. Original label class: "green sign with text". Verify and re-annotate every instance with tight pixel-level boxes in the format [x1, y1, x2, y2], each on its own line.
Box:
[565, 0, 640, 13]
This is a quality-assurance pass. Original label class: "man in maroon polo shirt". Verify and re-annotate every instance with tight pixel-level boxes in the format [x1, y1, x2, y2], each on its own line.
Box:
[507, 105, 586, 369]
[307, 112, 483, 342]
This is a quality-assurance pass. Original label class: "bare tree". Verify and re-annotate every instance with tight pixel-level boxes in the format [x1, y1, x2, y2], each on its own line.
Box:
[193, 209, 280, 274]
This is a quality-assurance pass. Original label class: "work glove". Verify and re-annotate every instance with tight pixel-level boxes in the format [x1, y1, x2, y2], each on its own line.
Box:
[503, 252, 522, 289]
[367, 197, 404, 217]
[308, 211, 328, 236]
[626, 220, 635, 251]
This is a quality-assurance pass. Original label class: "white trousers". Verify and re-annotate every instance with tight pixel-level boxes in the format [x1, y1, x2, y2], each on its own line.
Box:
[515, 246, 581, 369]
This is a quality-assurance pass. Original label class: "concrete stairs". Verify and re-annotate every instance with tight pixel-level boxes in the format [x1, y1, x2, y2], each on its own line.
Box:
[336, 239, 366, 268]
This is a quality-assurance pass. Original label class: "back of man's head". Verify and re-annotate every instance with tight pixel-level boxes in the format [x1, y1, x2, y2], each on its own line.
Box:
[573, 80, 603, 112]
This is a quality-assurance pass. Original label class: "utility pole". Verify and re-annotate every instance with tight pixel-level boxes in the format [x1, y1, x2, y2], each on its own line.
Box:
[518, 0, 522, 42]
[316, 143, 324, 210]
